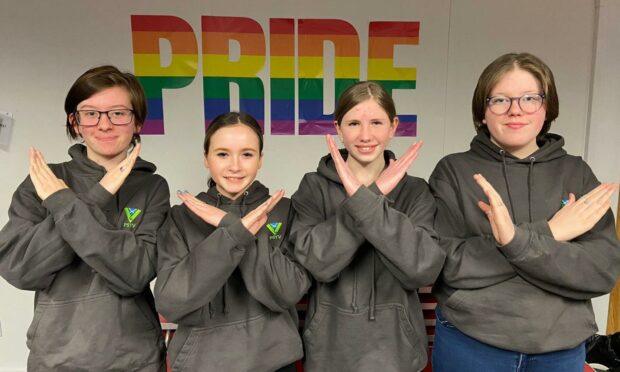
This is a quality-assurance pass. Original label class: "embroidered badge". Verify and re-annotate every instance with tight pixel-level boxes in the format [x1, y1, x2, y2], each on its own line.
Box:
[266, 222, 283, 240]
[123, 207, 142, 230]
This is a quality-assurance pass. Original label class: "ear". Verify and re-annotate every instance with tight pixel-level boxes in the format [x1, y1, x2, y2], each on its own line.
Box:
[203, 153, 210, 170]
[482, 119, 487, 124]
[134, 121, 143, 134]
[334, 121, 343, 142]
[69, 113, 81, 137]
[258, 151, 263, 170]
[388, 116, 399, 138]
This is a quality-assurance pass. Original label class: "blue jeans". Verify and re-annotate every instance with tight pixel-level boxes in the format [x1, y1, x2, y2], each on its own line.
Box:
[432, 307, 585, 372]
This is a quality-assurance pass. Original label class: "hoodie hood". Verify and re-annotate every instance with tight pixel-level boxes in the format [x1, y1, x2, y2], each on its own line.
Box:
[470, 132, 566, 163]
[316, 149, 397, 184]
[469, 132, 567, 223]
[197, 180, 269, 213]
[67, 143, 156, 176]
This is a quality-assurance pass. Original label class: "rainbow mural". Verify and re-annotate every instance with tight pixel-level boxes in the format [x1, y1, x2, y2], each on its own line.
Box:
[131, 15, 198, 135]
[368, 21, 419, 136]
[270, 19, 295, 135]
[203, 16, 266, 131]
[130, 16, 419, 136]
[298, 19, 360, 135]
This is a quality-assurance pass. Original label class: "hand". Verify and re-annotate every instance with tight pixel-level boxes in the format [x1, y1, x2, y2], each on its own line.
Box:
[177, 190, 227, 227]
[326, 134, 361, 196]
[241, 189, 285, 235]
[375, 141, 423, 195]
[99, 143, 141, 195]
[548, 183, 618, 241]
[474, 173, 515, 246]
[29, 147, 68, 201]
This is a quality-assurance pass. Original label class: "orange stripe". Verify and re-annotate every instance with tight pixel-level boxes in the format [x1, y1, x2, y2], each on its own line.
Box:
[270, 34, 294, 56]
[368, 36, 420, 58]
[298, 35, 359, 57]
[132, 31, 198, 54]
[202, 32, 265, 55]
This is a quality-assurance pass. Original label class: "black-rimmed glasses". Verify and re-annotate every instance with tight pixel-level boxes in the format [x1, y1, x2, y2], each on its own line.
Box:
[486, 93, 545, 115]
[75, 109, 134, 127]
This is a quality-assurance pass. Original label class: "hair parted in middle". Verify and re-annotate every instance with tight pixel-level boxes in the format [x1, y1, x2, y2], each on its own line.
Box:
[334, 81, 397, 126]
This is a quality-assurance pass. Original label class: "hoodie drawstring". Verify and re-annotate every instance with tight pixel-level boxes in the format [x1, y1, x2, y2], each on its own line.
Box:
[499, 150, 517, 221]
[369, 251, 376, 321]
[527, 157, 535, 223]
[351, 269, 358, 312]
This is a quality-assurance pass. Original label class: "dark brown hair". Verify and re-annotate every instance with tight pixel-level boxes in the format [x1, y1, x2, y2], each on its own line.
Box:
[472, 52, 559, 137]
[65, 65, 147, 145]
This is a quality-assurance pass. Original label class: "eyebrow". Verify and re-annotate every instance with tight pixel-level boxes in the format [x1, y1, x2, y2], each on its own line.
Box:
[211, 147, 259, 152]
[77, 104, 132, 110]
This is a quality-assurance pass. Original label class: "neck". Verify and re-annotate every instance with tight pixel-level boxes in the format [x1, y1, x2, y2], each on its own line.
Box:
[346, 155, 385, 186]
[87, 148, 128, 171]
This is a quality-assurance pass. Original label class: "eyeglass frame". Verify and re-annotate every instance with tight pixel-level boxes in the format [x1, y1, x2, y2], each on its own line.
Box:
[74, 109, 135, 127]
[485, 93, 546, 115]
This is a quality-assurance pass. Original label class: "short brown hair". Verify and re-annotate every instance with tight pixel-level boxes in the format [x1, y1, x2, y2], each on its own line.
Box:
[64, 65, 147, 145]
[472, 53, 559, 137]
[334, 81, 396, 126]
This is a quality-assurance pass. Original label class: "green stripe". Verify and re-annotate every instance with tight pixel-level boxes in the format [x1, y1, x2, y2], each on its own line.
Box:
[270, 78, 294, 100]
[203, 77, 264, 99]
[299, 78, 359, 100]
[371, 80, 416, 90]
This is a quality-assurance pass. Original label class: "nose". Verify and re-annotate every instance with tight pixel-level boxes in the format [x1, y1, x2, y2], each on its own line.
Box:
[97, 113, 113, 130]
[229, 155, 241, 171]
[507, 98, 523, 115]
[359, 123, 371, 142]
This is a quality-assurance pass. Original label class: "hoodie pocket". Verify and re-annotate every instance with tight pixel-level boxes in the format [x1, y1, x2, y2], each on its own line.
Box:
[171, 311, 302, 372]
[27, 293, 121, 368]
[303, 303, 425, 371]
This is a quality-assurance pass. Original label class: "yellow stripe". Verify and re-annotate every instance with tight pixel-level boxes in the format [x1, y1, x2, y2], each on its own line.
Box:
[133, 54, 198, 76]
[298, 56, 360, 79]
[335, 57, 360, 79]
[203, 54, 265, 77]
[270, 56, 295, 78]
[368, 58, 416, 80]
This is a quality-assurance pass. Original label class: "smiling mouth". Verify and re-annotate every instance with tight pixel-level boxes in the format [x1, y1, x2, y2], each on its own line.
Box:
[356, 145, 377, 154]
[506, 123, 527, 129]
[224, 176, 245, 182]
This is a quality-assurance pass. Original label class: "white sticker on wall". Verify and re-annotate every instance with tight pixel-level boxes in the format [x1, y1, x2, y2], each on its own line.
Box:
[0, 112, 14, 148]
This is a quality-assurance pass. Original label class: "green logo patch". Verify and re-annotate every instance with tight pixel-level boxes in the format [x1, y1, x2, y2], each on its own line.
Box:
[123, 207, 142, 230]
[266, 222, 283, 240]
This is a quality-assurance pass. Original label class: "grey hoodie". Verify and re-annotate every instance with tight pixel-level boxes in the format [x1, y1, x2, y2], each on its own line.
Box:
[0, 144, 169, 371]
[154, 181, 310, 372]
[290, 150, 444, 372]
[430, 132, 620, 354]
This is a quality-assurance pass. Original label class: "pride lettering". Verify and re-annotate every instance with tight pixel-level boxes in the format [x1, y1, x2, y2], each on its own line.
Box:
[131, 15, 418, 136]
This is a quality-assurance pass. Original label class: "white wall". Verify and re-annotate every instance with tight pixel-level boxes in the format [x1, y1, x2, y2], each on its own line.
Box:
[587, 0, 620, 332]
[0, 0, 617, 370]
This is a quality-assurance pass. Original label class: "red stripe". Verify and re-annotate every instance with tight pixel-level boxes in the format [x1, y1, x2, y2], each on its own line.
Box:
[369, 21, 420, 37]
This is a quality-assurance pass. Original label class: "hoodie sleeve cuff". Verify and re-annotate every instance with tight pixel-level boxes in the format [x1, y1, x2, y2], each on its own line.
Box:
[367, 183, 383, 195]
[42, 188, 78, 215]
[83, 183, 115, 208]
[342, 186, 383, 221]
[499, 225, 531, 261]
[530, 220, 554, 237]
[220, 214, 256, 247]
